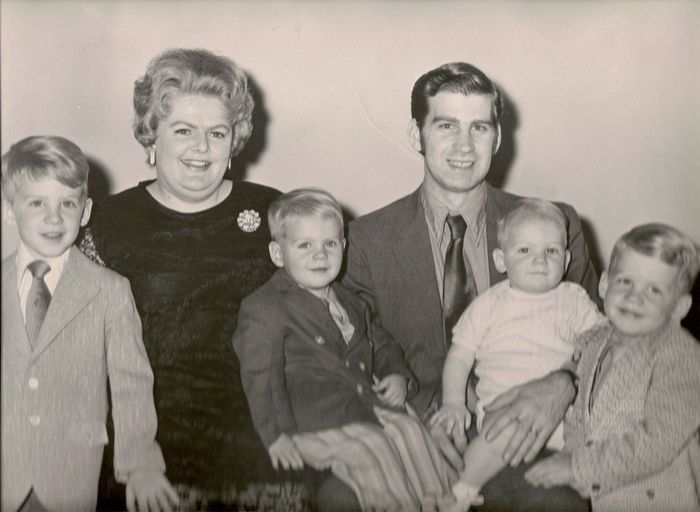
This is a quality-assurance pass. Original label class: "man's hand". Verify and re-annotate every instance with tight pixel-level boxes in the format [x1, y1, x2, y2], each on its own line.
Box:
[126, 470, 179, 512]
[268, 433, 304, 471]
[429, 403, 471, 441]
[373, 374, 408, 407]
[482, 370, 575, 466]
[525, 451, 587, 496]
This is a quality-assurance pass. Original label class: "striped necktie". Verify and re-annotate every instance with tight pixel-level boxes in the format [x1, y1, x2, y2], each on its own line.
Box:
[442, 215, 478, 345]
[25, 260, 52, 348]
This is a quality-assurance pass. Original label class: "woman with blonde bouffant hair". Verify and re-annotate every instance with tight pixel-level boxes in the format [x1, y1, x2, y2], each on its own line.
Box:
[80, 48, 309, 510]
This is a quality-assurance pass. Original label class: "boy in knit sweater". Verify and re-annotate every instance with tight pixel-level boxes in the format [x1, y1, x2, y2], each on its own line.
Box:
[526, 223, 700, 511]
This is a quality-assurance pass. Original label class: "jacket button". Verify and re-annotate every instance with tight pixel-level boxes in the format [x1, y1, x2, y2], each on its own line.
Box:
[591, 483, 600, 492]
[356, 384, 363, 395]
[359, 362, 366, 371]
[646, 489, 654, 499]
[29, 415, 40, 426]
[315, 335, 325, 345]
[28, 377, 39, 390]
[345, 360, 350, 368]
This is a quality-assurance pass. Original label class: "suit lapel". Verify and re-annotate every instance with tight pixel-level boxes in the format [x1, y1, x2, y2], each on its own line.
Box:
[332, 282, 365, 348]
[274, 270, 347, 353]
[32, 248, 101, 358]
[392, 190, 446, 347]
[2, 254, 33, 354]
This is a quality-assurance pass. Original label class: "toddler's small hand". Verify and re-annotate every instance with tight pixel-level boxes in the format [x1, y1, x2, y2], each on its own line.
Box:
[430, 404, 471, 440]
[268, 433, 304, 471]
[373, 374, 408, 407]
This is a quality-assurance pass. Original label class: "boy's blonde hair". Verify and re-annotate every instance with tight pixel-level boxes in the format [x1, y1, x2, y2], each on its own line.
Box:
[609, 223, 699, 293]
[268, 187, 344, 242]
[497, 198, 568, 248]
[1, 135, 89, 203]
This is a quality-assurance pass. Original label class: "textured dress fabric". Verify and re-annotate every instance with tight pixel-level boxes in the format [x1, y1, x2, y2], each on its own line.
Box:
[82, 180, 309, 509]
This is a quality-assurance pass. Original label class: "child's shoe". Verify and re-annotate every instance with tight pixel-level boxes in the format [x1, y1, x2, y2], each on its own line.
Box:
[440, 481, 483, 512]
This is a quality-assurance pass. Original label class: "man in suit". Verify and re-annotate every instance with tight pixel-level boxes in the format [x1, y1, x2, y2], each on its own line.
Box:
[1, 135, 178, 511]
[344, 63, 599, 511]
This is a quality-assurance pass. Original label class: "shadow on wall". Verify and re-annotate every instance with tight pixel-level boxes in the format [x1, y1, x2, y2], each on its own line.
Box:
[80, 157, 112, 242]
[87, 157, 113, 206]
[229, 73, 269, 184]
[488, 85, 518, 191]
[681, 278, 700, 341]
[580, 217, 603, 282]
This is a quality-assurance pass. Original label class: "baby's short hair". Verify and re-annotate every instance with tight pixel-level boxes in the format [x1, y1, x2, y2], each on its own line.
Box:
[609, 223, 699, 293]
[1, 135, 89, 203]
[497, 198, 568, 248]
[268, 187, 344, 242]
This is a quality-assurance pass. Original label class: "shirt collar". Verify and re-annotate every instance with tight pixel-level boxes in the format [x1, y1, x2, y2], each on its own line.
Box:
[609, 321, 671, 353]
[15, 243, 71, 291]
[419, 183, 487, 245]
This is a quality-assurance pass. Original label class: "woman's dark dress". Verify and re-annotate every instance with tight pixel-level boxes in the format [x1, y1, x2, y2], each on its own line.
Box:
[83, 180, 307, 509]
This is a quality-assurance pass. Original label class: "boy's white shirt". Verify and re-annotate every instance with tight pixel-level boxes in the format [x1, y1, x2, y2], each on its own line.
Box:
[15, 242, 70, 321]
[305, 283, 355, 343]
[451, 280, 603, 447]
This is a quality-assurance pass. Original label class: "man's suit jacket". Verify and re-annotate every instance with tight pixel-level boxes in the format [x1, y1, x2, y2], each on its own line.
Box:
[1, 247, 165, 511]
[344, 185, 599, 416]
[233, 269, 414, 447]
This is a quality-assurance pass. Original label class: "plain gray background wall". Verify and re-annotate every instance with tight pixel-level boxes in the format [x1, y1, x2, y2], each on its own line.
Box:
[2, 0, 698, 275]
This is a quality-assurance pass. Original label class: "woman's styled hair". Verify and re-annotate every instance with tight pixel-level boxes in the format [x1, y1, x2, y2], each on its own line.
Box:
[1, 135, 89, 203]
[609, 223, 699, 293]
[268, 187, 344, 242]
[496, 198, 568, 248]
[411, 62, 504, 130]
[133, 48, 254, 158]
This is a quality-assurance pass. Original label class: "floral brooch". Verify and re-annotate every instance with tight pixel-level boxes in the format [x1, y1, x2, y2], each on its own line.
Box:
[237, 209, 261, 233]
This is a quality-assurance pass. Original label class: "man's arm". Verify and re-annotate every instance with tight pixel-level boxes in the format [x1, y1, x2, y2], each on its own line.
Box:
[365, 305, 416, 391]
[558, 202, 600, 306]
[482, 370, 577, 466]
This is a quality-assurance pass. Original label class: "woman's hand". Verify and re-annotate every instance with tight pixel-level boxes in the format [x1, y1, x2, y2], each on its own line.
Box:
[268, 433, 304, 471]
[482, 370, 575, 466]
[373, 374, 408, 407]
